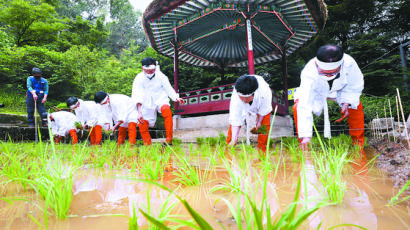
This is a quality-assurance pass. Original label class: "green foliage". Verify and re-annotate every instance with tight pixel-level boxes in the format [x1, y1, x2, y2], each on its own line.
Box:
[0, 0, 67, 47]
[0, 86, 27, 114]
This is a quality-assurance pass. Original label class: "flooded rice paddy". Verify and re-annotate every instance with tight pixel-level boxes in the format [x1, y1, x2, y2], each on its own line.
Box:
[0, 137, 409, 229]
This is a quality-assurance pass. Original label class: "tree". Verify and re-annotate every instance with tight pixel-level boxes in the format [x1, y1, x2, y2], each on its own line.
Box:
[0, 0, 67, 47]
[107, 0, 148, 56]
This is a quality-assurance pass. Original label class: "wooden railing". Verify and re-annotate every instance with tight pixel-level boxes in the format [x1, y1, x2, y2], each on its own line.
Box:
[175, 84, 289, 116]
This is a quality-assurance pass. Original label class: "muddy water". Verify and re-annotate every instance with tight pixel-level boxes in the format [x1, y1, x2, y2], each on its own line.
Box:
[0, 149, 409, 229]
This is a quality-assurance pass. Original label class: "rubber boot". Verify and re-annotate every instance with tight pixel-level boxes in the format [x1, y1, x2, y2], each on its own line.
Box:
[347, 102, 365, 154]
[138, 120, 152, 145]
[118, 126, 127, 146]
[257, 114, 271, 153]
[69, 129, 78, 145]
[226, 125, 232, 145]
[89, 126, 96, 145]
[161, 105, 173, 144]
[292, 99, 303, 143]
[128, 122, 137, 145]
[94, 125, 102, 145]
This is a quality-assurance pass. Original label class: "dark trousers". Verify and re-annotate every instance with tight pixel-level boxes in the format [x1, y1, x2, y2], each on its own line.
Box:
[26, 97, 47, 126]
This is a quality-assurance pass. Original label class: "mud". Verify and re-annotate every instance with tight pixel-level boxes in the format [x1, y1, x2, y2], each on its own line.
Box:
[368, 138, 410, 189]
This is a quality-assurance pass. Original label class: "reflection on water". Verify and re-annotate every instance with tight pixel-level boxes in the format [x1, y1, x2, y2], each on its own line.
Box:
[0, 148, 409, 229]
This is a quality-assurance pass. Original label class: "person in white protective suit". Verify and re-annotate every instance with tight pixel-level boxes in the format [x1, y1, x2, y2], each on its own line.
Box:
[132, 57, 184, 145]
[226, 74, 273, 153]
[49, 111, 78, 144]
[66, 96, 111, 145]
[94, 92, 138, 146]
[293, 45, 365, 152]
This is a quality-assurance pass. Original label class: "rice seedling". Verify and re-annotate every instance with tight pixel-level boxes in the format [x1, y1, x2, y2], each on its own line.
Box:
[136, 180, 212, 229]
[211, 158, 253, 193]
[0, 143, 37, 189]
[129, 205, 139, 230]
[172, 151, 213, 187]
[30, 158, 77, 219]
[387, 180, 410, 206]
[309, 125, 351, 204]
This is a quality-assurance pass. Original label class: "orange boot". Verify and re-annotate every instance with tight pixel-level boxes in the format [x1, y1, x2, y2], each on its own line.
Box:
[348, 102, 365, 153]
[226, 125, 232, 145]
[94, 125, 102, 145]
[89, 126, 96, 145]
[69, 129, 78, 145]
[138, 120, 152, 145]
[257, 114, 271, 153]
[128, 122, 137, 145]
[118, 126, 127, 145]
[292, 99, 302, 143]
[161, 105, 173, 144]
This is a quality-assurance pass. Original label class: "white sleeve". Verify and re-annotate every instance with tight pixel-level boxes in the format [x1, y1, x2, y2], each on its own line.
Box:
[257, 83, 273, 116]
[159, 72, 178, 101]
[337, 59, 364, 109]
[228, 90, 245, 126]
[131, 74, 144, 105]
[296, 75, 315, 138]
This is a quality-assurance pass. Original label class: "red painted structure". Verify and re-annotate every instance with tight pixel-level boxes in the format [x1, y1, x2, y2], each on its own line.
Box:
[174, 83, 288, 116]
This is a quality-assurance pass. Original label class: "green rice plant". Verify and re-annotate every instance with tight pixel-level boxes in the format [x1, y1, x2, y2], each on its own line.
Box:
[171, 152, 211, 187]
[129, 205, 139, 230]
[0, 143, 37, 189]
[74, 121, 83, 130]
[218, 176, 325, 229]
[211, 158, 253, 193]
[387, 180, 410, 206]
[172, 138, 182, 146]
[310, 124, 350, 204]
[136, 180, 212, 230]
[30, 159, 77, 219]
[196, 137, 205, 146]
[136, 186, 184, 229]
[139, 157, 166, 181]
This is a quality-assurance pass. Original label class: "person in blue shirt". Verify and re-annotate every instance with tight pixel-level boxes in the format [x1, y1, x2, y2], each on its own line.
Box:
[26, 67, 48, 127]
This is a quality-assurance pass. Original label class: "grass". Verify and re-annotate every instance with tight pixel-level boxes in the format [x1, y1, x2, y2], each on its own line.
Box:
[0, 87, 27, 114]
[0, 121, 399, 229]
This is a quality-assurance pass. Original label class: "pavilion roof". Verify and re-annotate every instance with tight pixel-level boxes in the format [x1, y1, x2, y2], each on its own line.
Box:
[143, 0, 327, 68]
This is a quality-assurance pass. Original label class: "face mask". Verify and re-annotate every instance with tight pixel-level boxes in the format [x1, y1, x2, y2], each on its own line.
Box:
[319, 73, 340, 81]
[144, 72, 155, 78]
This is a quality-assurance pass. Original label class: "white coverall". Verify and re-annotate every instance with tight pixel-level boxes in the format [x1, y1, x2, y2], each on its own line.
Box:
[100, 94, 138, 128]
[229, 75, 273, 127]
[49, 111, 77, 136]
[73, 99, 110, 127]
[131, 69, 178, 127]
[294, 54, 364, 138]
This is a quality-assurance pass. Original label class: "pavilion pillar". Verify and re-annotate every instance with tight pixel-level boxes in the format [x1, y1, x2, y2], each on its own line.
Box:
[245, 17, 255, 75]
[173, 44, 179, 92]
[281, 48, 289, 113]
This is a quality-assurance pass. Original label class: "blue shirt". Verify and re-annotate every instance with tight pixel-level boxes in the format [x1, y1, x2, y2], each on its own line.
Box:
[27, 76, 48, 95]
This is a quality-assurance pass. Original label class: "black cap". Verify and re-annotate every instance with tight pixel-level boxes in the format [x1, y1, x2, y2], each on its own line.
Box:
[94, 91, 108, 104]
[316, 45, 344, 63]
[66, 97, 78, 108]
[32, 67, 42, 76]
[141, 57, 156, 67]
[235, 74, 258, 95]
